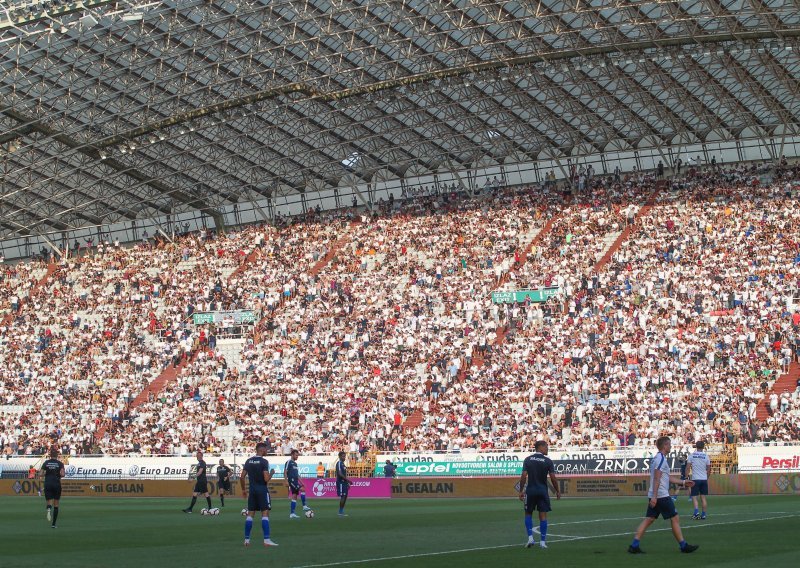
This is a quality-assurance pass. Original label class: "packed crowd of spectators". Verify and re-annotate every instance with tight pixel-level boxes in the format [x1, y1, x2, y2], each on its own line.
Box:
[2, 157, 800, 459]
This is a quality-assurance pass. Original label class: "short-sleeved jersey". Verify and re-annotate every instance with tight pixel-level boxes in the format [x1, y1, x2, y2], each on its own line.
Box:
[688, 451, 711, 481]
[522, 452, 554, 495]
[195, 460, 208, 483]
[335, 459, 347, 480]
[216, 465, 231, 482]
[648, 453, 671, 498]
[243, 456, 270, 487]
[41, 459, 64, 484]
[285, 459, 300, 483]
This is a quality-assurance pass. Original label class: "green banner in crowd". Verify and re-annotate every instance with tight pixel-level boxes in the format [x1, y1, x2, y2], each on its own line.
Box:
[377, 461, 523, 477]
[192, 310, 257, 325]
[491, 287, 560, 305]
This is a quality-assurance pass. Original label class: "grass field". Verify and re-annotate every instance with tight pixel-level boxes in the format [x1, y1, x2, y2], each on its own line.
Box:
[1, 494, 798, 567]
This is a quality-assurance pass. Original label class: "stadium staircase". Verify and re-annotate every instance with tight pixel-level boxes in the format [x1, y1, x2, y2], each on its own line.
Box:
[471, 209, 566, 367]
[94, 349, 203, 441]
[592, 183, 664, 272]
[1, 262, 59, 326]
[755, 361, 800, 421]
[403, 409, 425, 430]
[309, 224, 356, 278]
[227, 248, 261, 281]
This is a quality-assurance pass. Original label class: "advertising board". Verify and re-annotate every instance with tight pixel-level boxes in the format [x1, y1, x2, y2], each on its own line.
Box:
[737, 445, 800, 472]
[0, 455, 333, 480]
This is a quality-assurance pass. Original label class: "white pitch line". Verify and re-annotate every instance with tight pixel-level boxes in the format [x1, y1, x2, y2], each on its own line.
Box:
[290, 513, 798, 568]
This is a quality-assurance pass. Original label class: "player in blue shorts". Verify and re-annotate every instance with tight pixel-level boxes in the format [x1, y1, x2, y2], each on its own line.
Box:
[628, 436, 698, 554]
[518, 440, 561, 549]
[335, 451, 351, 517]
[240, 442, 278, 547]
[687, 441, 711, 519]
[285, 449, 311, 518]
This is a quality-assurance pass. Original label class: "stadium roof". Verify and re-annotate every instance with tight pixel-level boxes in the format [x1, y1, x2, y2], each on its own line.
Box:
[0, 0, 798, 238]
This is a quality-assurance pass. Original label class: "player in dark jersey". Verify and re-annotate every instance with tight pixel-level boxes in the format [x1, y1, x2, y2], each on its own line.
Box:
[40, 447, 65, 528]
[335, 450, 351, 517]
[240, 442, 278, 547]
[183, 451, 213, 513]
[285, 449, 311, 519]
[216, 459, 232, 507]
[518, 440, 561, 549]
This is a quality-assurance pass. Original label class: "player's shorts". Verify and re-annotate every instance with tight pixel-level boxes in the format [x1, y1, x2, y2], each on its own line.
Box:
[523, 492, 551, 514]
[44, 483, 62, 500]
[690, 480, 709, 496]
[248, 485, 271, 512]
[193, 481, 209, 494]
[645, 496, 678, 520]
[217, 480, 231, 492]
[336, 480, 349, 497]
[288, 481, 303, 495]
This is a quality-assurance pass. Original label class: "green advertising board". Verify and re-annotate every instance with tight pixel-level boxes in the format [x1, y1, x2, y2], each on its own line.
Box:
[491, 287, 560, 304]
[192, 310, 257, 325]
[376, 461, 523, 477]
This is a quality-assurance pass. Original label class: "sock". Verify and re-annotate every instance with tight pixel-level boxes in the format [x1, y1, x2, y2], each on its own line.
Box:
[524, 515, 533, 537]
[220, 495, 225, 506]
[244, 516, 253, 539]
[540, 520, 548, 541]
[206, 497, 212, 509]
[679, 540, 687, 550]
[339, 507, 344, 514]
[694, 508, 698, 516]
[52, 506, 59, 526]
[262, 517, 270, 539]
[46, 504, 52, 510]
[291, 500, 297, 514]
[300, 493, 307, 507]
[632, 539, 640, 548]
[701, 511, 706, 518]
[188, 496, 197, 510]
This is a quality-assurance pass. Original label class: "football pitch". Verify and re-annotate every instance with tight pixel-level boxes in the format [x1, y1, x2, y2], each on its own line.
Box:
[1, 495, 798, 568]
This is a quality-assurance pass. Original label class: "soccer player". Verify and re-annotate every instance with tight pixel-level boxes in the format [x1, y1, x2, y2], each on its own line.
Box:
[285, 449, 311, 519]
[687, 441, 711, 520]
[518, 440, 561, 549]
[335, 451, 351, 517]
[40, 447, 65, 528]
[183, 451, 213, 513]
[628, 436, 699, 554]
[217, 458, 232, 508]
[240, 442, 278, 547]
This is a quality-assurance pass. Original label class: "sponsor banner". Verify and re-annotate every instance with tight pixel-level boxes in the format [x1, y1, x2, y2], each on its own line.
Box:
[304, 478, 391, 499]
[0, 455, 335, 480]
[737, 445, 800, 472]
[0, 478, 389, 499]
[391, 473, 800, 498]
[192, 310, 257, 325]
[491, 287, 561, 305]
[377, 457, 675, 477]
[377, 448, 675, 464]
[5, 474, 799, 498]
[1, 479, 227, 498]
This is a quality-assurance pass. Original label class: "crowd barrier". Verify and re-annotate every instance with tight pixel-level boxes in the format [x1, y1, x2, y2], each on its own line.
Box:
[4, 474, 799, 498]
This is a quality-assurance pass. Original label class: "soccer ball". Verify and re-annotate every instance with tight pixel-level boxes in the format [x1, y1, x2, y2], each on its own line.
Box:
[241, 508, 249, 517]
[209, 508, 220, 516]
[200, 508, 209, 515]
[304, 509, 315, 519]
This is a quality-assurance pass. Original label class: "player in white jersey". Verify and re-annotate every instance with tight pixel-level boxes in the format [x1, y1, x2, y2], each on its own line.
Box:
[687, 440, 711, 520]
[628, 436, 699, 554]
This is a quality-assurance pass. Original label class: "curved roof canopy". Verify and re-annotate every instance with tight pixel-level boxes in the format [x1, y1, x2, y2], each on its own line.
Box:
[0, 0, 798, 238]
